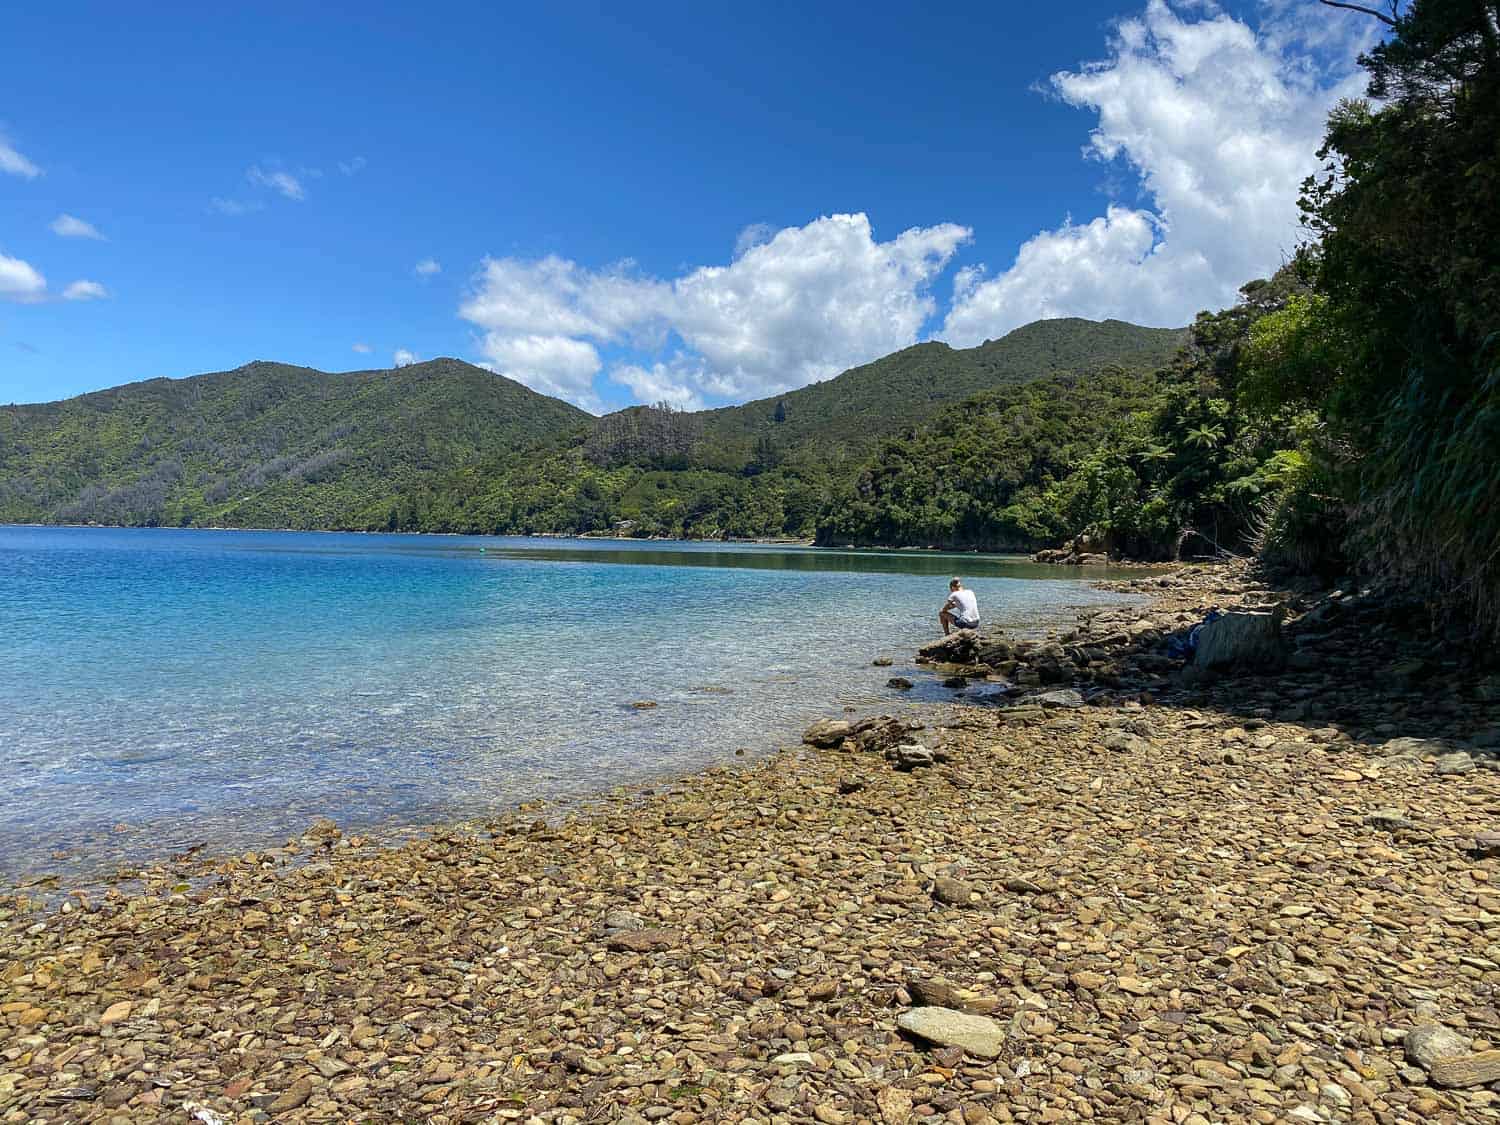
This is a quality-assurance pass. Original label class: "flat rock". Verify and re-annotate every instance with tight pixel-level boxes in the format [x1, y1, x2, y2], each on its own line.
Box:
[1434, 751, 1475, 776]
[897, 1006, 1007, 1058]
[932, 876, 977, 906]
[604, 927, 679, 952]
[1036, 689, 1084, 709]
[1430, 1049, 1500, 1088]
[1405, 1024, 1470, 1071]
[268, 1077, 314, 1113]
[803, 719, 853, 748]
[908, 977, 1000, 1015]
[99, 1000, 132, 1026]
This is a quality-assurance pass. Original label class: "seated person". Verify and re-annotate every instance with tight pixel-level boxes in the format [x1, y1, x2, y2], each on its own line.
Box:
[939, 578, 979, 635]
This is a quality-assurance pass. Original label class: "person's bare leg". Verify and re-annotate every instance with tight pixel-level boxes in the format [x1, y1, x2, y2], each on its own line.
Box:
[939, 609, 953, 635]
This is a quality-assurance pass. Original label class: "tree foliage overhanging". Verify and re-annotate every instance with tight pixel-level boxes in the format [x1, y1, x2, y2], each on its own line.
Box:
[837, 0, 1500, 637]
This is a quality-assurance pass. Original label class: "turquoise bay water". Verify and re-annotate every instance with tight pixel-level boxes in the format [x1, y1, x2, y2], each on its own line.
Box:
[0, 527, 1137, 881]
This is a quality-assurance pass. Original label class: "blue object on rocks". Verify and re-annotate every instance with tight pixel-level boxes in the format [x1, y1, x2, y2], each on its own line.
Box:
[1165, 609, 1224, 662]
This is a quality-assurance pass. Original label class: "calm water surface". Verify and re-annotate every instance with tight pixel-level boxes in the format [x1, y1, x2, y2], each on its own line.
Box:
[0, 527, 1140, 881]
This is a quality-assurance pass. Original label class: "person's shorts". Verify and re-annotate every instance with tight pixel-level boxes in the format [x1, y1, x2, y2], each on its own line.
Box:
[953, 617, 979, 630]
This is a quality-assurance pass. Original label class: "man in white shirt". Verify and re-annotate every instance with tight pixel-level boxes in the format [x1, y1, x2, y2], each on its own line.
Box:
[940, 578, 980, 635]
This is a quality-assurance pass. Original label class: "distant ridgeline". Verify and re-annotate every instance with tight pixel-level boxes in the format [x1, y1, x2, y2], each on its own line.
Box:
[0, 319, 1187, 543]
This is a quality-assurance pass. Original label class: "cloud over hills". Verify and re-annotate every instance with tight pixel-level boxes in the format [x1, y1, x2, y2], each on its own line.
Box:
[457, 1, 1374, 407]
[460, 214, 970, 411]
[942, 0, 1373, 345]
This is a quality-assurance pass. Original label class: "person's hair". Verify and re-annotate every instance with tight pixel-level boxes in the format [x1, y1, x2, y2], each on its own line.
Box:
[949, 578, 961, 589]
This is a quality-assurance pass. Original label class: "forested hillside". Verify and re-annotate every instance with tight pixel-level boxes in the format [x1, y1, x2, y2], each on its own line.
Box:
[822, 0, 1499, 638]
[818, 270, 1318, 556]
[369, 319, 1185, 538]
[0, 359, 591, 528]
[0, 319, 1184, 537]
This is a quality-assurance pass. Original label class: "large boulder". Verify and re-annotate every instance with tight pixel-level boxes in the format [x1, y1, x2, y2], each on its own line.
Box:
[917, 629, 980, 665]
[1194, 609, 1287, 672]
[975, 638, 1014, 666]
[803, 719, 853, 748]
[852, 715, 916, 754]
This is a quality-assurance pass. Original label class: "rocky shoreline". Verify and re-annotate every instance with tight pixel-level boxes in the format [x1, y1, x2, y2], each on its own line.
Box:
[3, 563, 1499, 1123]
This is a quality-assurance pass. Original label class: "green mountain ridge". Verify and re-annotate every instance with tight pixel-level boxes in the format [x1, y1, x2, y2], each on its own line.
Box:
[0, 318, 1187, 536]
[0, 358, 592, 529]
[695, 319, 1188, 462]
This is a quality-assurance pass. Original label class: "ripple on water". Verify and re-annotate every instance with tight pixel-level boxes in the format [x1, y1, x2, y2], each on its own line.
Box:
[0, 527, 1146, 881]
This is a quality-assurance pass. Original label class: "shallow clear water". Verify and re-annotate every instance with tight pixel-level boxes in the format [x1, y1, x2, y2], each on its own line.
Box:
[0, 527, 1138, 881]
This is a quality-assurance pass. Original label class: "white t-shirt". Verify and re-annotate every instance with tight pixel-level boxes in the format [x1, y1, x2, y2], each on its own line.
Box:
[947, 588, 979, 623]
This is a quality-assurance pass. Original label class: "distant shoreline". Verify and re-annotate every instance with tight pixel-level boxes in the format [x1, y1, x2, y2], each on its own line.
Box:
[1, 521, 1058, 557]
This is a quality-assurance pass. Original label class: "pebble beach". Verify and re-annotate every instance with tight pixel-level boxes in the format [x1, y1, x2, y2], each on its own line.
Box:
[3, 562, 1499, 1123]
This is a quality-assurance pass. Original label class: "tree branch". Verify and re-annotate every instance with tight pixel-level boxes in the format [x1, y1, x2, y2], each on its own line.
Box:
[1317, 0, 1399, 26]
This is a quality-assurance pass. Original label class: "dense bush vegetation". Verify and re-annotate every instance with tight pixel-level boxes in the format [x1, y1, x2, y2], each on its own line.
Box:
[827, 0, 1500, 638]
[0, 359, 591, 529]
[0, 320, 1184, 540]
[1295, 0, 1500, 632]
[818, 270, 1322, 559]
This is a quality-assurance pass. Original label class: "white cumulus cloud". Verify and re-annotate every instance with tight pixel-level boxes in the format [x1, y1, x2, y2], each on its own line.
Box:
[0, 253, 47, 302]
[393, 348, 419, 367]
[51, 214, 105, 240]
[0, 135, 41, 179]
[248, 165, 305, 201]
[414, 258, 442, 278]
[943, 0, 1376, 346]
[62, 279, 109, 301]
[611, 362, 706, 411]
[478, 333, 604, 410]
[460, 213, 970, 409]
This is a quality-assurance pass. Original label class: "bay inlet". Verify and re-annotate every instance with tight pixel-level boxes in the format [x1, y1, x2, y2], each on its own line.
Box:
[0, 527, 1139, 881]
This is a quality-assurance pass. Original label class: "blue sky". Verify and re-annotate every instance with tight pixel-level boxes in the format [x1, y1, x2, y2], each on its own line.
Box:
[0, 1, 1376, 410]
